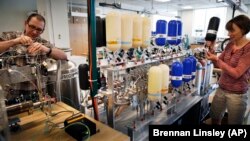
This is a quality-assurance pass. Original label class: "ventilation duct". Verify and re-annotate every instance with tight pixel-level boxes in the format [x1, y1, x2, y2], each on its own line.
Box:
[99, 2, 145, 12]
[225, 0, 248, 13]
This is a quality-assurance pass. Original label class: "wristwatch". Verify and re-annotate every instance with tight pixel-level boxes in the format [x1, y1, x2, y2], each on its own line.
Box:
[46, 47, 52, 56]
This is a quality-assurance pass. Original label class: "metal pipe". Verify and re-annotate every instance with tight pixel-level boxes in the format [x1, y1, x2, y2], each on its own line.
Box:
[195, 62, 203, 95]
[6, 101, 50, 116]
[87, 0, 99, 121]
[232, 4, 236, 18]
[6, 101, 33, 116]
[56, 60, 62, 102]
[6, 101, 33, 111]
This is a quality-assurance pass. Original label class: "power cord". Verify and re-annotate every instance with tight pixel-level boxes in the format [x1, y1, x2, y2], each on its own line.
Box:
[64, 122, 91, 141]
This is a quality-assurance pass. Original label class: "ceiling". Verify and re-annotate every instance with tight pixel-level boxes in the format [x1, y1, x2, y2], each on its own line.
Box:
[70, 0, 250, 13]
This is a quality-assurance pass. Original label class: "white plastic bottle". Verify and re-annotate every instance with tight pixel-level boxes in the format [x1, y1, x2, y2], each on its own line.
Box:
[106, 11, 121, 52]
[148, 66, 162, 101]
[142, 16, 151, 48]
[121, 13, 133, 51]
[132, 14, 142, 48]
[159, 64, 170, 94]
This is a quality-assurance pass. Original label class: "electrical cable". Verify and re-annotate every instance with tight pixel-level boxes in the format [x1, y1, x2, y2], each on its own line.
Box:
[43, 110, 77, 132]
[50, 110, 74, 117]
[64, 122, 91, 141]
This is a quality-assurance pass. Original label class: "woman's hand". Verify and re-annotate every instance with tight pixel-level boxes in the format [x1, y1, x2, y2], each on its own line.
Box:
[205, 41, 216, 54]
[206, 51, 218, 62]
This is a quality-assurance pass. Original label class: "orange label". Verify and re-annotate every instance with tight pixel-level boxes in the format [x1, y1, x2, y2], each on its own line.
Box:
[107, 41, 118, 44]
[133, 38, 141, 42]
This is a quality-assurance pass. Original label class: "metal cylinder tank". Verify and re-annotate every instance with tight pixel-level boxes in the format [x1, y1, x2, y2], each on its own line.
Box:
[0, 85, 9, 141]
[195, 62, 202, 95]
[47, 59, 80, 109]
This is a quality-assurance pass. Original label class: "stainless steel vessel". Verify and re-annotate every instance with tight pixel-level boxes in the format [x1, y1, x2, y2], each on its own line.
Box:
[47, 59, 80, 109]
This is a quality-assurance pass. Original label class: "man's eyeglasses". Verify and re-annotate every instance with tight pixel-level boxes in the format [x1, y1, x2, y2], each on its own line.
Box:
[27, 24, 43, 33]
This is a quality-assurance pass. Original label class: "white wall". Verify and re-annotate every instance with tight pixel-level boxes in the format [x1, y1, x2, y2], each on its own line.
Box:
[180, 5, 250, 43]
[180, 10, 194, 43]
[0, 0, 36, 33]
[0, 0, 70, 49]
[248, 5, 250, 16]
[37, 0, 70, 49]
[225, 5, 250, 22]
[50, 0, 70, 49]
[37, 0, 54, 43]
[225, 5, 250, 38]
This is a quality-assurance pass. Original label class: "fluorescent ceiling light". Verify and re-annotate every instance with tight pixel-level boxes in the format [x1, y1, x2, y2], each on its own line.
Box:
[181, 6, 193, 9]
[154, 0, 171, 2]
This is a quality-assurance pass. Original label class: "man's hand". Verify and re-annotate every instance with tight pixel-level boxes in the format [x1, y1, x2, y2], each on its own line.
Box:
[14, 35, 33, 46]
[27, 42, 49, 55]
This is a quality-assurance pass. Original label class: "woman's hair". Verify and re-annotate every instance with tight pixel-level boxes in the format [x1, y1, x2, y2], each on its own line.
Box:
[226, 15, 250, 35]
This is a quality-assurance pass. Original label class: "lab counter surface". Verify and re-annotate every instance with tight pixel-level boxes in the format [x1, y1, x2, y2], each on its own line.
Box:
[10, 102, 130, 141]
